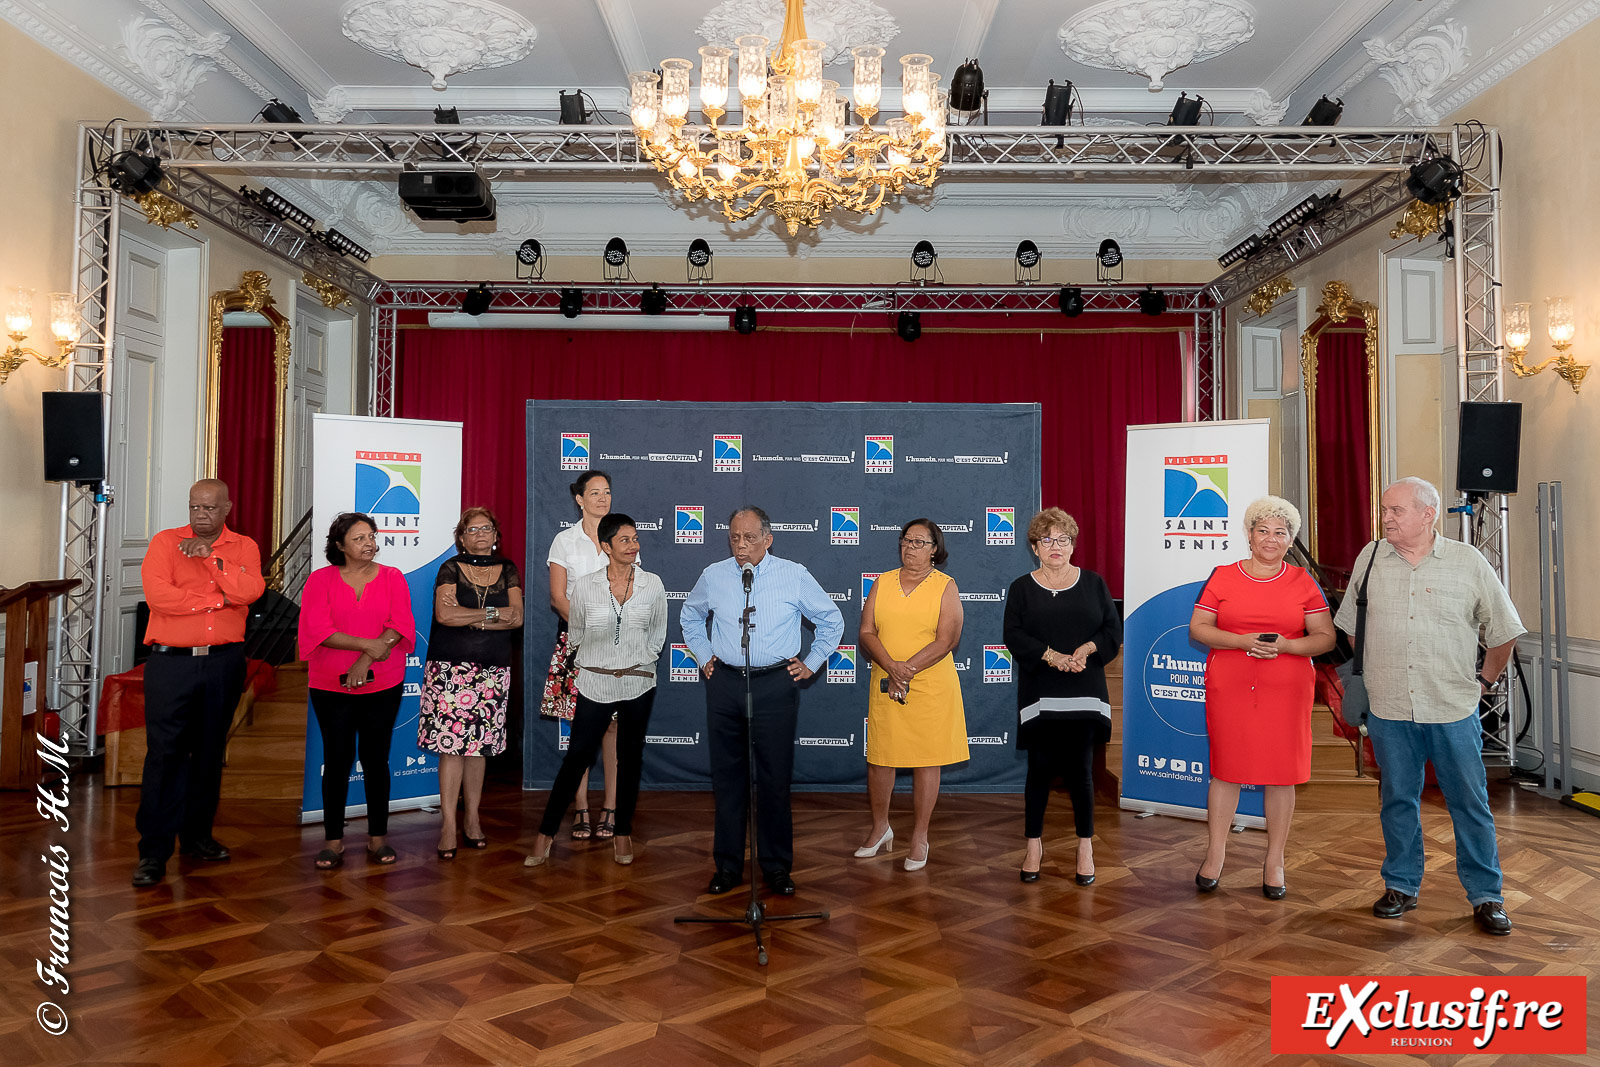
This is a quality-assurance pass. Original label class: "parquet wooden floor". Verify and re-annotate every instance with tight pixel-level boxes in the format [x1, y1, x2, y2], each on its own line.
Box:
[4, 762, 1598, 1065]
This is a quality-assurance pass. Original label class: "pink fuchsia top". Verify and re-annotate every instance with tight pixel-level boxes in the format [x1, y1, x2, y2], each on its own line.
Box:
[298, 564, 417, 692]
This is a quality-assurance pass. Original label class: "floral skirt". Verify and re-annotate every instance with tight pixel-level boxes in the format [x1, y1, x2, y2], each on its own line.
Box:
[418, 660, 509, 757]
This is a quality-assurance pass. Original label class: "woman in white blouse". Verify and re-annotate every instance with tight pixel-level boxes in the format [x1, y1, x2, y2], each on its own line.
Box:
[528, 513, 665, 867]
[546, 469, 623, 841]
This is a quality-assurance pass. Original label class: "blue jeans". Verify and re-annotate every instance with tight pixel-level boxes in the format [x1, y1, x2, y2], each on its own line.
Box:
[1366, 713, 1503, 906]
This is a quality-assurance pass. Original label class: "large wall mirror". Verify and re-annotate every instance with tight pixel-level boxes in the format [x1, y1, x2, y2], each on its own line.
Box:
[1300, 280, 1380, 580]
[205, 270, 290, 557]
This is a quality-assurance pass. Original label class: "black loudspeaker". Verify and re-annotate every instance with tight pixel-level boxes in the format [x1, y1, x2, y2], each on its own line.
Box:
[1456, 401, 1522, 495]
[42, 391, 105, 484]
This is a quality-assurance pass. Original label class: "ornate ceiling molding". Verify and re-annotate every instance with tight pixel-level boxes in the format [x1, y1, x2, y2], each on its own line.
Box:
[1058, 0, 1256, 92]
[310, 87, 353, 123]
[120, 17, 224, 120]
[340, 0, 537, 90]
[136, 0, 276, 102]
[1429, 0, 1600, 120]
[1242, 88, 1291, 126]
[697, 0, 899, 67]
[1327, 0, 1463, 100]
[1364, 19, 1470, 125]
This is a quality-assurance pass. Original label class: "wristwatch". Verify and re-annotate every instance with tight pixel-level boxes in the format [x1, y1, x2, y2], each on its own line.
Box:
[1477, 673, 1494, 689]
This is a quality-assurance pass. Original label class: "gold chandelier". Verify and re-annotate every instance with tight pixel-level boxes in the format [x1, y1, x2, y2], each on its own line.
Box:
[629, 0, 946, 236]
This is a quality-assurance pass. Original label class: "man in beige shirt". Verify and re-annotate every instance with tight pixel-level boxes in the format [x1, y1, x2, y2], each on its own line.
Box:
[1335, 477, 1524, 936]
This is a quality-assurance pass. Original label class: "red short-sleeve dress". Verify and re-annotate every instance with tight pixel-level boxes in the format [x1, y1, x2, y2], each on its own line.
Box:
[1195, 561, 1330, 785]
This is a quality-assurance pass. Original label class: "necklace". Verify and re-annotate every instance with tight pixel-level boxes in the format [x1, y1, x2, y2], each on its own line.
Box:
[462, 562, 494, 607]
[607, 567, 634, 645]
[1035, 565, 1078, 595]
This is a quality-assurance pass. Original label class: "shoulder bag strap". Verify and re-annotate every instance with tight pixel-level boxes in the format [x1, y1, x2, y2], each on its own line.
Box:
[1350, 541, 1381, 675]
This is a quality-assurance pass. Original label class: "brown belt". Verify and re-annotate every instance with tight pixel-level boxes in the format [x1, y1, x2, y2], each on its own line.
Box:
[579, 664, 655, 679]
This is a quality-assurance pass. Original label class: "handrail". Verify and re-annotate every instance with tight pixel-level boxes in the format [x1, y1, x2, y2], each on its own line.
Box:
[1287, 538, 1354, 667]
[244, 508, 312, 666]
[262, 508, 314, 592]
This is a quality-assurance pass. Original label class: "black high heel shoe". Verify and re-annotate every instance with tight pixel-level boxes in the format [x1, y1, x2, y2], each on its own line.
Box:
[1195, 871, 1220, 893]
[1262, 883, 1287, 900]
[464, 834, 487, 850]
[1020, 845, 1043, 883]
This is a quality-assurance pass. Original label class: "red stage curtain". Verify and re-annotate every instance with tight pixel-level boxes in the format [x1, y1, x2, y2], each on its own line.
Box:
[395, 318, 1184, 597]
[215, 326, 277, 552]
[1313, 329, 1373, 578]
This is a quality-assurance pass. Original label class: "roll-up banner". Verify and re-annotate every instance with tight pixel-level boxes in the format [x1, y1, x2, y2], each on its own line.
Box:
[300, 414, 463, 824]
[1120, 419, 1270, 823]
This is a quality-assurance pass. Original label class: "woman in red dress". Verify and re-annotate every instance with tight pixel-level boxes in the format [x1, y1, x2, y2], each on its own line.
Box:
[1188, 496, 1335, 899]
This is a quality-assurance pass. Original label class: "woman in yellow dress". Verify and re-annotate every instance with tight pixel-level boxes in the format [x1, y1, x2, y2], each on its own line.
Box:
[855, 518, 968, 872]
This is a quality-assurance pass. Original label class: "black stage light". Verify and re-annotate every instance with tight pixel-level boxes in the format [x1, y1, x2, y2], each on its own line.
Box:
[687, 238, 713, 281]
[560, 288, 584, 318]
[261, 98, 302, 124]
[434, 106, 460, 125]
[1058, 286, 1084, 318]
[1042, 79, 1075, 125]
[603, 236, 631, 281]
[1406, 156, 1464, 205]
[108, 151, 164, 195]
[560, 91, 590, 125]
[462, 283, 493, 316]
[949, 59, 985, 123]
[641, 285, 668, 315]
[1303, 95, 1343, 126]
[1139, 286, 1167, 317]
[733, 306, 757, 334]
[240, 186, 315, 229]
[1217, 233, 1265, 268]
[1096, 238, 1124, 283]
[1167, 92, 1204, 126]
[897, 311, 922, 342]
[1015, 240, 1042, 283]
[319, 229, 371, 262]
[515, 238, 545, 280]
[910, 239, 939, 282]
[1268, 192, 1339, 237]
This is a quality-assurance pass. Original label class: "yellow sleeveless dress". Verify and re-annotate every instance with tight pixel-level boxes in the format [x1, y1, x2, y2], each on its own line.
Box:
[866, 568, 969, 767]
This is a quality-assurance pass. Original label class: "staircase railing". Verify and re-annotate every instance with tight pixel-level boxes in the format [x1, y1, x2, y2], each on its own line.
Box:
[244, 508, 313, 666]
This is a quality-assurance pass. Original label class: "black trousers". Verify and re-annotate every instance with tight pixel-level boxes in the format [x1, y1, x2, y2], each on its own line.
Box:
[310, 685, 403, 840]
[1024, 720, 1098, 839]
[136, 644, 246, 861]
[539, 689, 656, 836]
[707, 667, 800, 878]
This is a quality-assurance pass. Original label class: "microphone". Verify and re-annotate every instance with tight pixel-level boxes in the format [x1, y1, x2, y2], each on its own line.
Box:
[741, 562, 754, 591]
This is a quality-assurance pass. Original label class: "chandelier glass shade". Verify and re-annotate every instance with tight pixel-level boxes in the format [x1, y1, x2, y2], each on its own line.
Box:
[629, 0, 946, 236]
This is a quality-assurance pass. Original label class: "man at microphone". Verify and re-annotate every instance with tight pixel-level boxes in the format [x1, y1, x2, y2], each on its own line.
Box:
[681, 505, 844, 897]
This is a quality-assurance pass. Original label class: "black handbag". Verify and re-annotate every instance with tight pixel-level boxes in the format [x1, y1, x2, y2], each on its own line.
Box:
[1335, 542, 1381, 733]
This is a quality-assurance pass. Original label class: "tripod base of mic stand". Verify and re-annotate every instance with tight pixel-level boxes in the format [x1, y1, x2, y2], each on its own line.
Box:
[675, 899, 831, 967]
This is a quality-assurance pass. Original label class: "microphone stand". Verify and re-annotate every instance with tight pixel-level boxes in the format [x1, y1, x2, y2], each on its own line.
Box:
[675, 562, 828, 965]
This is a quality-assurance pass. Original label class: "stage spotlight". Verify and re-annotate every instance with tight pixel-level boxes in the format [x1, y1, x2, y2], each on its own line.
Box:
[1058, 286, 1084, 318]
[1303, 95, 1343, 126]
[107, 151, 164, 195]
[641, 285, 668, 315]
[319, 229, 371, 262]
[1406, 156, 1464, 205]
[462, 283, 493, 317]
[1217, 233, 1265, 268]
[897, 311, 922, 342]
[603, 237, 631, 281]
[560, 288, 584, 319]
[1268, 192, 1339, 237]
[910, 240, 939, 282]
[515, 238, 545, 280]
[260, 98, 303, 124]
[1096, 238, 1124, 283]
[1042, 80, 1074, 125]
[240, 186, 315, 229]
[1015, 240, 1042, 283]
[687, 238, 713, 282]
[434, 106, 460, 125]
[1139, 286, 1168, 316]
[560, 90, 592, 125]
[1167, 92, 1204, 126]
[733, 306, 757, 334]
[948, 59, 986, 124]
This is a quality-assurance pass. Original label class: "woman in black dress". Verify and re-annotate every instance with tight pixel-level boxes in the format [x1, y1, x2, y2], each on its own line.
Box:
[1003, 507, 1122, 885]
[419, 507, 523, 859]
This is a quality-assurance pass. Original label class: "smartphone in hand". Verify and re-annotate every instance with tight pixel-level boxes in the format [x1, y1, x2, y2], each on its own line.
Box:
[879, 676, 907, 704]
[339, 669, 377, 686]
[1258, 633, 1279, 642]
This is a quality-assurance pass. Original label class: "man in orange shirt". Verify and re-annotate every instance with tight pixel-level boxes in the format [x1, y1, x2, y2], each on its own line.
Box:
[133, 479, 266, 887]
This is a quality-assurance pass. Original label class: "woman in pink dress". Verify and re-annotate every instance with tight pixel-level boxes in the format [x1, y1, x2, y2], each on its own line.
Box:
[298, 512, 416, 869]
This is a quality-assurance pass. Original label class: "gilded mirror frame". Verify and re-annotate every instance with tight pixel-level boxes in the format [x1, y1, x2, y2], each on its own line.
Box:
[204, 270, 291, 552]
[1299, 280, 1380, 560]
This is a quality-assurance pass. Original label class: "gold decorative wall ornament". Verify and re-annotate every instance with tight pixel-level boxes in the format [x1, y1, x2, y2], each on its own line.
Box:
[1503, 298, 1588, 394]
[3, 289, 80, 382]
[205, 271, 291, 573]
[1247, 276, 1293, 317]
[132, 190, 199, 231]
[302, 272, 353, 310]
[1388, 198, 1447, 243]
[1299, 280, 1381, 559]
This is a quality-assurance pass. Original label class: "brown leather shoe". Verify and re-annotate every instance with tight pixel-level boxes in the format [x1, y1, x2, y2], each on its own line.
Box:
[1473, 901, 1512, 936]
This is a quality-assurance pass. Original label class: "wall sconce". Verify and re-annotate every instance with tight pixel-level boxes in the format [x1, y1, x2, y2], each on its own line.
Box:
[1503, 297, 1588, 393]
[2, 289, 80, 384]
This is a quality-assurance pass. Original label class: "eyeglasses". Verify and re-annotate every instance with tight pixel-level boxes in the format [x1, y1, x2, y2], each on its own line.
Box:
[464, 524, 496, 535]
[899, 537, 935, 549]
[729, 532, 766, 545]
[1036, 536, 1073, 547]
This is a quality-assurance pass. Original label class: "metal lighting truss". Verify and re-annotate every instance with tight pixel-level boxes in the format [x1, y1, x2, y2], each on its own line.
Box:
[54, 120, 1494, 755]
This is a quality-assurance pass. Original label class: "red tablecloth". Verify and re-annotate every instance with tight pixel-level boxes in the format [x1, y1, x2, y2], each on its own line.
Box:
[99, 659, 278, 732]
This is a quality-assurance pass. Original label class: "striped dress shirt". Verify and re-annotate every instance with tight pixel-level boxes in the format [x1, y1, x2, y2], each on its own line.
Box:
[680, 553, 844, 673]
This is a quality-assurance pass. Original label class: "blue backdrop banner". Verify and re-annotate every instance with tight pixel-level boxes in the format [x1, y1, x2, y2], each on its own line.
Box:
[523, 401, 1042, 792]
